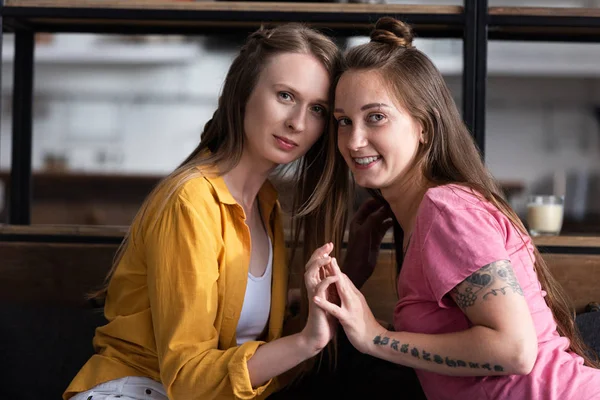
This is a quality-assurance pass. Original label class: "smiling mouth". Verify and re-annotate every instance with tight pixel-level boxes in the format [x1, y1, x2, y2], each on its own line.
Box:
[353, 156, 381, 166]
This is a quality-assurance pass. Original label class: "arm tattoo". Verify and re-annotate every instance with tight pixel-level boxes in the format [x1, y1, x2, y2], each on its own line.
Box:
[372, 336, 504, 372]
[450, 260, 523, 310]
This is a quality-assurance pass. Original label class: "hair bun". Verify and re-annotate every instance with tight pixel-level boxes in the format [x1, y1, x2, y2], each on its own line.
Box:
[370, 17, 414, 48]
[248, 27, 271, 42]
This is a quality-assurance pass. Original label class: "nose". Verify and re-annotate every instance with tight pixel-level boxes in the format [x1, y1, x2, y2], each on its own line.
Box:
[285, 105, 306, 133]
[346, 125, 368, 151]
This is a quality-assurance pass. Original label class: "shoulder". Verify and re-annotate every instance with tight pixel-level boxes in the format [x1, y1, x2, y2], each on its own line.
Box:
[145, 169, 223, 226]
[416, 184, 509, 241]
[421, 184, 491, 214]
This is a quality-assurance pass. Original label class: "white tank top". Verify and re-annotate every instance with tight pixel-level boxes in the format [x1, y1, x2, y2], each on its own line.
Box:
[236, 237, 272, 345]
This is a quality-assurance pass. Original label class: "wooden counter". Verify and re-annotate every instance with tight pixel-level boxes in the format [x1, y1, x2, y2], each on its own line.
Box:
[1, 223, 599, 249]
[532, 236, 600, 248]
[377, 232, 600, 250]
[0, 224, 127, 237]
[1, 224, 598, 317]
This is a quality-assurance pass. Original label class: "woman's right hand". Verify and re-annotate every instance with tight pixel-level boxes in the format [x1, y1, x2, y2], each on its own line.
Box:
[300, 243, 340, 354]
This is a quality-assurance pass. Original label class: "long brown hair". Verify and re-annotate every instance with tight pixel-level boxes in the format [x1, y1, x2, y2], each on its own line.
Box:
[91, 23, 346, 310]
[331, 17, 599, 368]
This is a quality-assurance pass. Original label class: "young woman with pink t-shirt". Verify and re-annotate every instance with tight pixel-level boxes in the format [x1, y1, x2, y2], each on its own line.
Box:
[313, 17, 600, 400]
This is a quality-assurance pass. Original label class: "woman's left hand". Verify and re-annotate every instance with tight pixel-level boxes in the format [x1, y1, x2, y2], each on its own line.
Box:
[312, 257, 384, 355]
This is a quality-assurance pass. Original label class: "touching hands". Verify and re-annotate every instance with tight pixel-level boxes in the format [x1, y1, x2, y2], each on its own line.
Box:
[312, 257, 384, 355]
[343, 198, 393, 289]
[300, 243, 340, 354]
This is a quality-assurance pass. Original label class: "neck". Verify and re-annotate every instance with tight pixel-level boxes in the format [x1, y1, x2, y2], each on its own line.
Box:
[221, 149, 276, 211]
[381, 172, 430, 236]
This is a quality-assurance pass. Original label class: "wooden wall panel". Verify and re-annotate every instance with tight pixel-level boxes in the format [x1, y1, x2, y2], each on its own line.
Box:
[0, 242, 117, 306]
[0, 241, 598, 321]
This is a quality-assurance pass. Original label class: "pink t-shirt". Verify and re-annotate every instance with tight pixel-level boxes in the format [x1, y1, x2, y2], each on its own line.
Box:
[393, 185, 600, 400]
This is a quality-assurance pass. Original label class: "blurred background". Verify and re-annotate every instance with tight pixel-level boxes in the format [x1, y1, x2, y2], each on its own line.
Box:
[1, 0, 599, 233]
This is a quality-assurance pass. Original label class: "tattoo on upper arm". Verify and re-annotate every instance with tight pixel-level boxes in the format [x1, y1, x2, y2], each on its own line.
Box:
[372, 335, 504, 372]
[450, 260, 524, 310]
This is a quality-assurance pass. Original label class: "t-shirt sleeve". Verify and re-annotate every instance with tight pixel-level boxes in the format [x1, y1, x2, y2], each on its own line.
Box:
[420, 200, 510, 307]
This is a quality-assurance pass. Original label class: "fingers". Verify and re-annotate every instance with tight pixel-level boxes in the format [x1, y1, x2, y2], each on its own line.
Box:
[304, 255, 333, 286]
[306, 242, 333, 271]
[313, 276, 343, 318]
[330, 257, 344, 276]
[329, 258, 353, 300]
[320, 263, 331, 280]
[331, 258, 365, 299]
[323, 260, 335, 276]
[305, 256, 331, 273]
[310, 242, 333, 261]
[315, 274, 339, 298]
[313, 296, 341, 318]
[323, 260, 340, 304]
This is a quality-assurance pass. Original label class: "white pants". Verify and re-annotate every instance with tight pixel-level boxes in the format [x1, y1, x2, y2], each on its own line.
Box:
[70, 376, 168, 400]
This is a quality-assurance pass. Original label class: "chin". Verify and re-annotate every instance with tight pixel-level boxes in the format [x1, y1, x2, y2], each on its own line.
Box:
[352, 177, 382, 190]
[265, 150, 299, 166]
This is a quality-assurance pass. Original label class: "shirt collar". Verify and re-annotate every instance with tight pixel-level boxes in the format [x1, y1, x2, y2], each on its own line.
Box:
[202, 171, 279, 215]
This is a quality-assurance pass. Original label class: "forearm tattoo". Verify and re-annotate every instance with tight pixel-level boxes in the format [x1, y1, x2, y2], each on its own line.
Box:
[451, 260, 523, 310]
[372, 335, 504, 372]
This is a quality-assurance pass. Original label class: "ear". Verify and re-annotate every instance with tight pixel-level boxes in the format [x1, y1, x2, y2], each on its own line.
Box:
[418, 124, 427, 144]
[414, 119, 426, 144]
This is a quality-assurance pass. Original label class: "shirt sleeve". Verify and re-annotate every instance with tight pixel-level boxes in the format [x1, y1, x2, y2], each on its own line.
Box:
[420, 201, 510, 307]
[145, 196, 273, 400]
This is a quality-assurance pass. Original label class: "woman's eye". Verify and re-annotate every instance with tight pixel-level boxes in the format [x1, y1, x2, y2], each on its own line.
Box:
[337, 118, 351, 127]
[311, 105, 326, 116]
[367, 113, 385, 123]
[278, 92, 293, 101]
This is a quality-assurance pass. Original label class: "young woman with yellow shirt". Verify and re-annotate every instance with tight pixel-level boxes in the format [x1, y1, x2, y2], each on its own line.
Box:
[63, 23, 392, 400]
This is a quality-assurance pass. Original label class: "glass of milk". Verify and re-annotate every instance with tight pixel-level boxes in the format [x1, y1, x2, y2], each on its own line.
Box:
[526, 195, 564, 236]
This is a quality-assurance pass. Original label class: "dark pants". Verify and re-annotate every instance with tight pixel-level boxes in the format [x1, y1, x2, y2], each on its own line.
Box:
[268, 330, 426, 399]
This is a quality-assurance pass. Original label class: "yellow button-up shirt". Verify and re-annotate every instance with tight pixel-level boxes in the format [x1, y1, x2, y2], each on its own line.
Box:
[64, 170, 288, 400]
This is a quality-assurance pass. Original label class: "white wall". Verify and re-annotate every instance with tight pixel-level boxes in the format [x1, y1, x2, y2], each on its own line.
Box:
[1, 31, 600, 216]
[1, 34, 237, 174]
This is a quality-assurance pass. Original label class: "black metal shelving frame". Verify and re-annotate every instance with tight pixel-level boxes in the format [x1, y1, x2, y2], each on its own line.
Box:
[1, 0, 599, 255]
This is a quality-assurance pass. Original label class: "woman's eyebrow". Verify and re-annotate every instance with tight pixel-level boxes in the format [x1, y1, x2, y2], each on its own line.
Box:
[334, 103, 391, 114]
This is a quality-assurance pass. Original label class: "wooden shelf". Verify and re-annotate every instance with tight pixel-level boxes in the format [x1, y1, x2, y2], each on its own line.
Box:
[0, 224, 127, 237]
[489, 7, 600, 42]
[4, 3, 600, 40]
[3, 1, 459, 14]
[0, 1, 464, 37]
